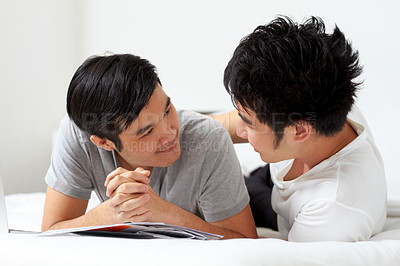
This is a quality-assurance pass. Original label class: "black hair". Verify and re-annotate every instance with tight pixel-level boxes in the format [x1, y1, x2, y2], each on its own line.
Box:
[224, 16, 362, 146]
[66, 53, 160, 150]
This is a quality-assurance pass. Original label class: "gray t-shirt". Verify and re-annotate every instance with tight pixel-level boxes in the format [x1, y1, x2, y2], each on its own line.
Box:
[45, 110, 249, 222]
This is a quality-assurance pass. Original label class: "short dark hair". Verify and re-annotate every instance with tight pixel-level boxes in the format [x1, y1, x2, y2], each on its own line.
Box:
[224, 16, 362, 146]
[66, 54, 160, 150]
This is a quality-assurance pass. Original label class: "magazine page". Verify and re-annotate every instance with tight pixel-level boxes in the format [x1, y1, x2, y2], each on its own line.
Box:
[39, 222, 222, 240]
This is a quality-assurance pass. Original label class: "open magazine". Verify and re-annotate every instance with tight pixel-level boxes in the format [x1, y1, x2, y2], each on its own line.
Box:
[39, 222, 222, 240]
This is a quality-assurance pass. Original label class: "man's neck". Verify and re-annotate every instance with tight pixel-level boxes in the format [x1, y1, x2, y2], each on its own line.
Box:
[283, 121, 358, 181]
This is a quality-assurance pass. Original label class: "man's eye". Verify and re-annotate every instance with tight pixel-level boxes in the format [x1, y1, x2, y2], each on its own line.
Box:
[143, 128, 153, 137]
[164, 108, 170, 116]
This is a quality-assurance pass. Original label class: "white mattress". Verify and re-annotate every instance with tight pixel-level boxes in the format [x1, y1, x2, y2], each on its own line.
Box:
[3, 192, 400, 266]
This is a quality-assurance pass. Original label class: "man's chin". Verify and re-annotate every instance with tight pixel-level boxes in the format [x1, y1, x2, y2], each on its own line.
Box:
[260, 153, 272, 163]
[260, 154, 287, 164]
[157, 149, 181, 167]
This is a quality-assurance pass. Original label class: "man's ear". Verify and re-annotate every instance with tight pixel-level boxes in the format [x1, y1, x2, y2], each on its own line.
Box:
[293, 120, 313, 143]
[286, 121, 313, 144]
[90, 135, 116, 151]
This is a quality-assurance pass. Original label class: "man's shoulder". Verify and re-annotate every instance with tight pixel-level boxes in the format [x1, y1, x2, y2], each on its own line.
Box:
[56, 115, 93, 150]
[178, 109, 227, 139]
[347, 105, 368, 127]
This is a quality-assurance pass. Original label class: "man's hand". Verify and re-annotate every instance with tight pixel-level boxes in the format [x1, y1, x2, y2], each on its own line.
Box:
[105, 167, 151, 196]
[105, 167, 153, 223]
[139, 184, 172, 222]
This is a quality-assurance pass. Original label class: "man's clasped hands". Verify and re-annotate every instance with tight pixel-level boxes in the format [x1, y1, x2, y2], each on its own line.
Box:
[104, 167, 170, 224]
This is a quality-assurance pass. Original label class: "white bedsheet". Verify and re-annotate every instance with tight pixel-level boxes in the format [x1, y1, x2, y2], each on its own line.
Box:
[3, 193, 400, 266]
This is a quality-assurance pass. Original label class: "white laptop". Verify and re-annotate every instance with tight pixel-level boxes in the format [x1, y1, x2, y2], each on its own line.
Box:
[0, 168, 38, 234]
[0, 168, 9, 233]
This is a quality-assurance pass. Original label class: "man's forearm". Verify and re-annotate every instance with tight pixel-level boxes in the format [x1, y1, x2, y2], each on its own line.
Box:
[44, 200, 115, 231]
[149, 201, 255, 239]
[207, 111, 247, 144]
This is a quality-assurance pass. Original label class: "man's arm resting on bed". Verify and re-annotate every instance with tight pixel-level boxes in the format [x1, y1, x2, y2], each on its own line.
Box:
[42, 168, 153, 231]
[41, 186, 151, 231]
[156, 201, 257, 239]
[207, 110, 247, 144]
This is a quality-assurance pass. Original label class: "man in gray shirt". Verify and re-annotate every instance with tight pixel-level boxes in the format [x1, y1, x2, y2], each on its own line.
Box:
[42, 53, 257, 239]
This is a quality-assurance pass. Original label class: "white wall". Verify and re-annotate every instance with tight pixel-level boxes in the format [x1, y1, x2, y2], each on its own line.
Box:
[0, 0, 80, 194]
[1, 0, 399, 196]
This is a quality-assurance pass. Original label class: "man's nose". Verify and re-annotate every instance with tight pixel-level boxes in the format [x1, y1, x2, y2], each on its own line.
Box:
[159, 125, 176, 145]
[236, 120, 248, 140]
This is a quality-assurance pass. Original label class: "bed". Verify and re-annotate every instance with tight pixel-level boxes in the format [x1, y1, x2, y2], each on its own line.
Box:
[3, 180, 400, 265]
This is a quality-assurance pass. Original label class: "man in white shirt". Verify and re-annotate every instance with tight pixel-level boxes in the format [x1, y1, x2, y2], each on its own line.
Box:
[211, 16, 386, 241]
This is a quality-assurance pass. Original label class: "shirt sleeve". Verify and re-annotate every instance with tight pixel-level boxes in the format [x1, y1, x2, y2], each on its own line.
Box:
[197, 125, 250, 222]
[45, 117, 94, 200]
[288, 200, 374, 242]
